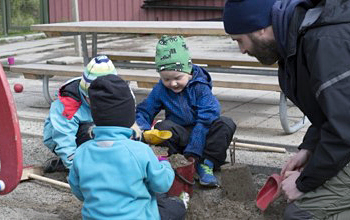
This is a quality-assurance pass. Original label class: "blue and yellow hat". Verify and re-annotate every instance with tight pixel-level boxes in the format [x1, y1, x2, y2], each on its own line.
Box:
[79, 55, 118, 97]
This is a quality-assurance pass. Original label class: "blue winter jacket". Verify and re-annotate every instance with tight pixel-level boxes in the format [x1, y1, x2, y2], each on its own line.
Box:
[136, 65, 220, 157]
[43, 78, 93, 169]
[68, 126, 175, 220]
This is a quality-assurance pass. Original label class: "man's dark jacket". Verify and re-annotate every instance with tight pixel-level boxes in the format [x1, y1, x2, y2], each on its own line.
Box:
[274, 0, 350, 192]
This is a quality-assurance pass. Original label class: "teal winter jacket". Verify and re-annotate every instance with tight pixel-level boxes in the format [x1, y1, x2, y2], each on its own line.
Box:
[69, 126, 174, 220]
[43, 78, 92, 169]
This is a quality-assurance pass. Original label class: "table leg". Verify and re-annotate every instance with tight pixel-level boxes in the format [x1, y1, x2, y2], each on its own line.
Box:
[80, 33, 98, 66]
[279, 92, 309, 134]
[92, 33, 97, 58]
[80, 33, 89, 66]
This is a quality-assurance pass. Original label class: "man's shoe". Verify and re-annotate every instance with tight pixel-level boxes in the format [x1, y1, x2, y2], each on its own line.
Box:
[43, 156, 67, 173]
[196, 159, 218, 187]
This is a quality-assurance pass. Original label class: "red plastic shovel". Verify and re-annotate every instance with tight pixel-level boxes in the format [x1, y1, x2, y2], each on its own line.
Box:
[256, 173, 283, 211]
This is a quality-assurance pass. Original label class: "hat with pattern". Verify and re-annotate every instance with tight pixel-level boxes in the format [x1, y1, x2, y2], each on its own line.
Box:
[79, 55, 118, 97]
[155, 35, 192, 74]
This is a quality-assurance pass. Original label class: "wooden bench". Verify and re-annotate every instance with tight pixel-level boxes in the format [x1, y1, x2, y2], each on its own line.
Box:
[103, 51, 279, 69]
[9, 63, 308, 134]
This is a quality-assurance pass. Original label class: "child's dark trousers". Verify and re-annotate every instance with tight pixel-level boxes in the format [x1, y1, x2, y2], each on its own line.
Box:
[154, 116, 236, 169]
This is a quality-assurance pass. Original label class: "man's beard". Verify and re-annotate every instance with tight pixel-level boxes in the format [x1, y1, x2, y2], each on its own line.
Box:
[247, 34, 281, 65]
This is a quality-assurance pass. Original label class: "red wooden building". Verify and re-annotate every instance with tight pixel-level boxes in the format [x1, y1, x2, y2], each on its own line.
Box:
[49, 0, 225, 23]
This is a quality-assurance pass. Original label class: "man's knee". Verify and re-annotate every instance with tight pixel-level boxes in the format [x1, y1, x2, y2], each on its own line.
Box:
[284, 203, 313, 220]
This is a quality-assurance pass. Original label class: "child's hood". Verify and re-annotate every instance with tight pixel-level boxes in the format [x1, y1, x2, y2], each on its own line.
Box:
[58, 77, 82, 101]
[188, 65, 213, 89]
[58, 77, 90, 120]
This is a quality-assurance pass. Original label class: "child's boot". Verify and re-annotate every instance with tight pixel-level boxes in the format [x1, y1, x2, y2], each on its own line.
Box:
[196, 159, 218, 187]
[43, 156, 67, 173]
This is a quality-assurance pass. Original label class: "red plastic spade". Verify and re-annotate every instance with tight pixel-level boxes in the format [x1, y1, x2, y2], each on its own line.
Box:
[256, 173, 283, 211]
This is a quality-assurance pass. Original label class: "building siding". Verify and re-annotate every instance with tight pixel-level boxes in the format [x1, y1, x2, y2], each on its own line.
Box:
[48, 0, 225, 23]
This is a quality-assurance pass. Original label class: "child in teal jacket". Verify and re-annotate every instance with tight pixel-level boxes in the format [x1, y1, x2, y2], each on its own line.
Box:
[43, 55, 118, 171]
[68, 74, 176, 220]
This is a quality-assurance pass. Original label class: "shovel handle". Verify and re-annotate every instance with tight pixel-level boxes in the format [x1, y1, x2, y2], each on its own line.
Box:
[232, 142, 286, 153]
[28, 173, 71, 189]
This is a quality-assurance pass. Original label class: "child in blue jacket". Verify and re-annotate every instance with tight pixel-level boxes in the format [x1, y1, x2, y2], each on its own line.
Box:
[136, 35, 236, 187]
[68, 74, 178, 220]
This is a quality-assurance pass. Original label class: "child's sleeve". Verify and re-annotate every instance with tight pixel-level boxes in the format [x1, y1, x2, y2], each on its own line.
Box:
[68, 163, 84, 201]
[136, 84, 163, 130]
[144, 147, 175, 193]
[48, 100, 81, 169]
[184, 83, 221, 157]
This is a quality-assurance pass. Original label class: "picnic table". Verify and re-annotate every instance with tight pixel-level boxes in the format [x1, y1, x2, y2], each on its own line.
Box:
[27, 21, 308, 134]
[31, 21, 227, 65]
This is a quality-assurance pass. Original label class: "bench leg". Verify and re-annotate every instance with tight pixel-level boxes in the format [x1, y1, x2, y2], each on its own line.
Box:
[279, 92, 309, 134]
[43, 75, 53, 104]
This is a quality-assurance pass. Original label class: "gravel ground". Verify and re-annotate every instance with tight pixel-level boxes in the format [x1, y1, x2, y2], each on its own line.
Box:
[0, 74, 293, 219]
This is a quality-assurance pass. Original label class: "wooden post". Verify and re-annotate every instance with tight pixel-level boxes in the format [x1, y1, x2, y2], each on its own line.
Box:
[1, 0, 8, 36]
[71, 0, 82, 56]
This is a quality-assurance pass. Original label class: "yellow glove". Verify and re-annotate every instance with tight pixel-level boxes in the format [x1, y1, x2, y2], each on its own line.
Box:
[143, 129, 172, 145]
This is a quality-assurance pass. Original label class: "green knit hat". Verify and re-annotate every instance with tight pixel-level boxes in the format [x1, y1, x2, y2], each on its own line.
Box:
[155, 35, 192, 74]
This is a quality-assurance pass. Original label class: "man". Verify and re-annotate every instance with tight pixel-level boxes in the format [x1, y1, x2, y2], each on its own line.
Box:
[224, 0, 350, 219]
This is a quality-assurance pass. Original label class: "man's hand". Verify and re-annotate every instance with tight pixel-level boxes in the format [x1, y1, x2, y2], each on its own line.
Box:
[281, 171, 304, 203]
[281, 149, 311, 177]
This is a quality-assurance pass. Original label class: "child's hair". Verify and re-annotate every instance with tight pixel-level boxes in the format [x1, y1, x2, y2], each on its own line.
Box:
[79, 55, 118, 97]
[88, 74, 135, 127]
[155, 35, 193, 74]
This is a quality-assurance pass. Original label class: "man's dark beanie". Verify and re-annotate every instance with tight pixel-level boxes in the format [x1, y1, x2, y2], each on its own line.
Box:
[223, 0, 277, 35]
[88, 74, 135, 127]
